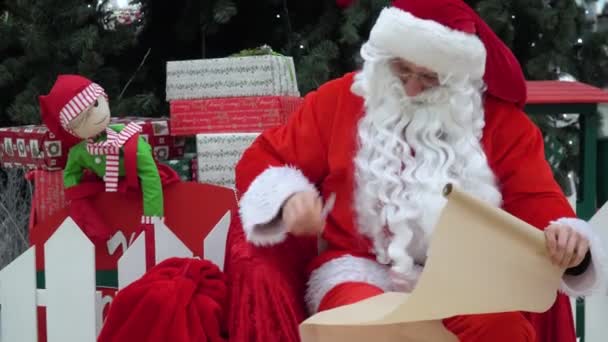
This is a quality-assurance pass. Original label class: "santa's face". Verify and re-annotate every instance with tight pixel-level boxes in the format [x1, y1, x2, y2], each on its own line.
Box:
[351, 56, 502, 288]
[388, 58, 439, 97]
[70, 95, 111, 139]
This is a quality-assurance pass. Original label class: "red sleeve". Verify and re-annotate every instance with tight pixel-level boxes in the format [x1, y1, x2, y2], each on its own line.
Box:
[486, 104, 607, 297]
[235, 76, 345, 245]
[485, 104, 575, 230]
[235, 91, 329, 194]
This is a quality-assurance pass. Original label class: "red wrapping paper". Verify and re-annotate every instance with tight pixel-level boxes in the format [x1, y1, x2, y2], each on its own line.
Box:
[0, 117, 185, 169]
[27, 170, 66, 229]
[169, 96, 304, 135]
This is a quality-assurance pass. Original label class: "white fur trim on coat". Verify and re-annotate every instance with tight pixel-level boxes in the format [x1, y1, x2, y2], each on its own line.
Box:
[367, 7, 486, 79]
[553, 217, 607, 297]
[305, 255, 393, 314]
[239, 166, 317, 246]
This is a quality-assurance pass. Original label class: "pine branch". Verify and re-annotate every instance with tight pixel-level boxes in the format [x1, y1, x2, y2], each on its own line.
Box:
[297, 40, 340, 92]
[213, 0, 237, 24]
[281, 0, 293, 48]
[338, 0, 387, 46]
[0, 63, 14, 87]
[299, 5, 339, 47]
[118, 47, 151, 100]
[0, 0, 159, 126]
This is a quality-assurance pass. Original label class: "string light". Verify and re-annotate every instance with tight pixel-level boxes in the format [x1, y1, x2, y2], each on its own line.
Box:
[577, 38, 583, 44]
[276, 14, 281, 19]
[300, 44, 305, 49]
[116, 0, 128, 8]
[511, 15, 516, 19]
[531, 42, 536, 47]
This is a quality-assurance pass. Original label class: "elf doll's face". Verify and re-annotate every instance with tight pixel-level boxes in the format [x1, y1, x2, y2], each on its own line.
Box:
[70, 95, 111, 139]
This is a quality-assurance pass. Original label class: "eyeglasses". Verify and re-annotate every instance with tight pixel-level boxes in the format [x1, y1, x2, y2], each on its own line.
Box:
[389, 59, 440, 89]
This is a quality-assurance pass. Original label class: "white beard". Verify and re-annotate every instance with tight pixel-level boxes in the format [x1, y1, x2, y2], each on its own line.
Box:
[351, 59, 502, 290]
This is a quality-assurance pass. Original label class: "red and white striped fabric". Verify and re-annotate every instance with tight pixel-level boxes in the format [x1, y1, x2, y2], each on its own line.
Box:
[86, 122, 142, 192]
[59, 83, 107, 131]
[141, 216, 165, 224]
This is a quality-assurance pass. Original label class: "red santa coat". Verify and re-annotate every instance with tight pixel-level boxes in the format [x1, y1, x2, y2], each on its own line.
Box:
[235, 72, 603, 341]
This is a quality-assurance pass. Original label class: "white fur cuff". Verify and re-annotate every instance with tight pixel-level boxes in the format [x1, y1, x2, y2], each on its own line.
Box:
[239, 166, 317, 246]
[305, 255, 393, 314]
[553, 217, 607, 297]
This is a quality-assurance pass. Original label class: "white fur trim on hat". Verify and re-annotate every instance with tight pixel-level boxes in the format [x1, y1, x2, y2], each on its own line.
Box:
[366, 7, 486, 79]
[59, 83, 107, 130]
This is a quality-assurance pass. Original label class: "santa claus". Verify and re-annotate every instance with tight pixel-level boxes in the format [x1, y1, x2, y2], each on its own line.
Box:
[234, 0, 606, 341]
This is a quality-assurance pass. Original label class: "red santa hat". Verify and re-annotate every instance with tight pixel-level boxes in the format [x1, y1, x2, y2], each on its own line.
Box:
[369, 0, 527, 107]
[98, 257, 227, 342]
[39, 74, 107, 146]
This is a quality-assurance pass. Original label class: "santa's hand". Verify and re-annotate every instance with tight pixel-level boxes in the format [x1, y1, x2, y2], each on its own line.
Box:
[282, 191, 324, 236]
[545, 223, 590, 269]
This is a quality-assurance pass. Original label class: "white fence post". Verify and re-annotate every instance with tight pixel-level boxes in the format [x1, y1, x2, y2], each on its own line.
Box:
[0, 210, 233, 341]
[0, 247, 38, 342]
[204, 212, 230, 271]
[117, 233, 146, 290]
[45, 218, 96, 342]
[154, 219, 192, 264]
[117, 219, 194, 290]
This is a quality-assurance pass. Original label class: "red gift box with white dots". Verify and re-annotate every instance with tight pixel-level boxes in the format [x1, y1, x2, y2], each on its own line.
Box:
[0, 117, 185, 170]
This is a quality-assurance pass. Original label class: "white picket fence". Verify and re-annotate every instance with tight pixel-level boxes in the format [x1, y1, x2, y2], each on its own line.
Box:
[0, 212, 230, 342]
[1, 195, 608, 342]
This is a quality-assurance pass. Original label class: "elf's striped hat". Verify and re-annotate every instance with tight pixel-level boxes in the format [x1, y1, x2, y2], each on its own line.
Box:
[39, 75, 107, 146]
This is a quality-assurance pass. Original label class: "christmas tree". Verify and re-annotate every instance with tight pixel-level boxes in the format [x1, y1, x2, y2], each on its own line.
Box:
[0, 0, 162, 266]
[223, 0, 605, 195]
[0, 0, 161, 126]
[2, 0, 606, 193]
[135, 0, 239, 114]
[325, 0, 607, 195]
[136, 0, 390, 96]
[465, 0, 608, 195]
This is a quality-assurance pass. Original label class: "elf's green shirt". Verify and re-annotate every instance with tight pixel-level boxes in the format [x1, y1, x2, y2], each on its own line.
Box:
[63, 124, 163, 217]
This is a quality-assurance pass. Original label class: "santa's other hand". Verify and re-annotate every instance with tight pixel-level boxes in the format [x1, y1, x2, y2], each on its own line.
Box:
[545, 223, 590, 269]
[282, 191, 324, 236]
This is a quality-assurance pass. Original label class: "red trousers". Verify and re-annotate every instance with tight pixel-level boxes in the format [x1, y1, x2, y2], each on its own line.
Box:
[318, 282, 536, 342]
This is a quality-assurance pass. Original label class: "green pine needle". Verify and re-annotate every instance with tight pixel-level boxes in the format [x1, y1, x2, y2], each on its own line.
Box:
[213, 0, 238, 24]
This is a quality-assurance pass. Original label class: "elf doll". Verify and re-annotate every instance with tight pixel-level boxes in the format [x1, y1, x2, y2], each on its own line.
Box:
[39, 74, 179, 244]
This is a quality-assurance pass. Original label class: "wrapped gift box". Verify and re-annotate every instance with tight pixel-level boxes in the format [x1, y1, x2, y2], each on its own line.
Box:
[109, 117, 186, 160]
[0, 117, 185, 169]
[191, 156, 198, 182]
[159, 153, 198, 181]
[166, 55, 300, 100]
[27, 170, 66, 229]
[196, 133, 259, 188]
[169, 96, 304, 135]
[0, 125, 67, 170]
